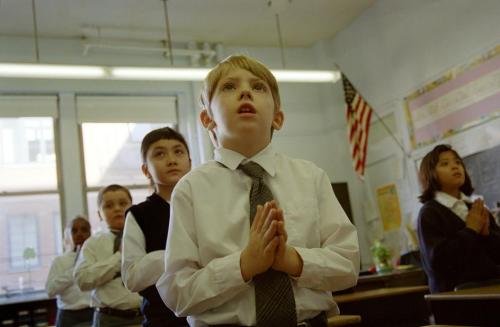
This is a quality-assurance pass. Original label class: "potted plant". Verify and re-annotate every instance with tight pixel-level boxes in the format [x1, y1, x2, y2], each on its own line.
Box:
[370, 240, 393, 273]
[23, 247, 36, 291]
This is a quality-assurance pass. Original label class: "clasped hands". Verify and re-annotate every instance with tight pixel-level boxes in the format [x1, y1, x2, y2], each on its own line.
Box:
[466, 198, 491, 236]
[240, 201, 303, 281]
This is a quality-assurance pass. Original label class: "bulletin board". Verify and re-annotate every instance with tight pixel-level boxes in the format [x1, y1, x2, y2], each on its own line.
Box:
[405, 44, 500, 149]
[376, 183, 402, 232]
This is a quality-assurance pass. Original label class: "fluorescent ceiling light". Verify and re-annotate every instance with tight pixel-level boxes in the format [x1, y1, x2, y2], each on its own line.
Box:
[111, 67, 210, 81]
[0, 63, 106, 79]
[272, 70, 340, 83]
[0, 63, 340, 83]
[112, 67, 340, 83]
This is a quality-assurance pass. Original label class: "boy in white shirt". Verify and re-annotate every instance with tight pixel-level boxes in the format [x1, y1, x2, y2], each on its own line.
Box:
[74, 184, 142, 327]
[46, 216, 92, 327]
[122, 127, 190, 327]
[156, 55, 360, 327]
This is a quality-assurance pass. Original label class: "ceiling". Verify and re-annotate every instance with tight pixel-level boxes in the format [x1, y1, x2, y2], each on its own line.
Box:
[0, 0, 373, 48]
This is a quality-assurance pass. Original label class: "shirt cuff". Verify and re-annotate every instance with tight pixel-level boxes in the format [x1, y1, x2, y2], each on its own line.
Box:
[212, 250, 248, 288]
[293, 247, 323, 288]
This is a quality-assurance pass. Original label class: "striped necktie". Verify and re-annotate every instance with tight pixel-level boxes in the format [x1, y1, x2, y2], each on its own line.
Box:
[111, 230, 123, 280]
[111, 230, 123, 253]
[239, 161, 297, 327]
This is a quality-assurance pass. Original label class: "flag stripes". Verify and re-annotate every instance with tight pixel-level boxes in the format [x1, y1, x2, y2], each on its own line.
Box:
[342, 74, 373, 178]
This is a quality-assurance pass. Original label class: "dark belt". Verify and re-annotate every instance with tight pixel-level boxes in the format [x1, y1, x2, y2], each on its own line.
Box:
[211, 311, 327, 327]
[61, 307, 92, 313]
[95, 307, 141, 318]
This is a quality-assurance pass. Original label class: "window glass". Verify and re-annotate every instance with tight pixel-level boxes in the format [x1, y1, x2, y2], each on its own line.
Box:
[0, 117, 57, 192]
[81, 123, 170, 187]
[0, 116, 61, 294]
[0, 193, 61, 293]
[8, 216, 40, 269]
[86, 188, 151, 233]
[81, 122, 172, 232]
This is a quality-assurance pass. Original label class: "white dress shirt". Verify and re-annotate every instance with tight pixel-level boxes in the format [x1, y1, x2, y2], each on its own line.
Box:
[46, 251, 91, 310]
[74, 230, 142, 310]
[156, 144, 360, 327]
[435, 191, 470, 222]
[122, 211, 165, 292]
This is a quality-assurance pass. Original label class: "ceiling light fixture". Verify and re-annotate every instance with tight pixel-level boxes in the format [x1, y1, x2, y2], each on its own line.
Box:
[0, 63, 340, 83]
[0, 0, 339, 83]
[0, 63, 106, 79]
[111, 66, 208, 80]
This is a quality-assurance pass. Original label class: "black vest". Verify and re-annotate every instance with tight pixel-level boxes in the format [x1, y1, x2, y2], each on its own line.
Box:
[128, 193, 187, 327]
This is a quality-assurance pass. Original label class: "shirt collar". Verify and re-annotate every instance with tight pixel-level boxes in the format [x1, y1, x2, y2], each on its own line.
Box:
[434, 191, 469, 208]
[214, 143, 276, 177]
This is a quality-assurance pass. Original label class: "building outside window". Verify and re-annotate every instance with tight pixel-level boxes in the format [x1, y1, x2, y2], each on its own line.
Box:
[81, 122, 169, 231]
[77, 95, 178, 231]
[8, 215, 40, 270]
[0, 108, 62, 294]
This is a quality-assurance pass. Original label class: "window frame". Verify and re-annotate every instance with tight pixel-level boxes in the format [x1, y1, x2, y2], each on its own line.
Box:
[0, 98, 64, 287]
[75, 95, 178, 223]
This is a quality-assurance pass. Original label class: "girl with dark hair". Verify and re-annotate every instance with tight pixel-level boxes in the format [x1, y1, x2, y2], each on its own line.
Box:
[417, 144, 500, 293]
[121, 127, 190, 326]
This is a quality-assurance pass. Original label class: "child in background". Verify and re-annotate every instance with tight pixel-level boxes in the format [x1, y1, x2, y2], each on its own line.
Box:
[46, 216, 93, 327]
[417, 144, 500, 293]
[122, 127, 190, 327]
[74, 184, 142, 327]
[156, 55, 359, 326]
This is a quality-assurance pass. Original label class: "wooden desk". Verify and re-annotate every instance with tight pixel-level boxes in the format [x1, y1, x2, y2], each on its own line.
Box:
[425, 284, 500, 326]
[333, 286, 429, 326]
[355, 267, 427, 291]
[426, 284, 500, 299]
[335, 285, 429, 303]
[328, 314, 362, 326]
[0, 291, 56, 325]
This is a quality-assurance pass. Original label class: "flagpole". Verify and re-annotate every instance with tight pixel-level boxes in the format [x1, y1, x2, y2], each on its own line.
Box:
[336, 64, 411, 159]
[370, 108, 411, 158]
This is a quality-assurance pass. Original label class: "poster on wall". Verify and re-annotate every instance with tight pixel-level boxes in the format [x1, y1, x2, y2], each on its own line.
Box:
[376, 183, 402, 231]
[405, 44, 500, 149]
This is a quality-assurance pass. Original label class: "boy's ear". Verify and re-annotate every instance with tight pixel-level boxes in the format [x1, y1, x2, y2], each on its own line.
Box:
[200, 109, 216, 130]
[141, 163, 151, 180]
[271, 109, 284, 130]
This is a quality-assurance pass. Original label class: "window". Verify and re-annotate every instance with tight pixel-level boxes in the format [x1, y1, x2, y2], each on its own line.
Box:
[25, 119, 54, 163]
[0, 194, 61, 292]
[0, 95, 178, 293]
[0, 97, 61, 294]
[8, 215, 40, 269]
[86, 188, 152, 231]
[77, 96, 177, 232]
[82, 123, 168, 230]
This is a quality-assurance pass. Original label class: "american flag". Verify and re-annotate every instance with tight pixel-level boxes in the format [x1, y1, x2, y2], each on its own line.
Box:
[342, 73, 373, 178]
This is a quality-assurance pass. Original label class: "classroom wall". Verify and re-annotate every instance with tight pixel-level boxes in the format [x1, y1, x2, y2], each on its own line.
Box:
[1, 35, 352, 240]
[322, 0, 500, 265]
[4, 0, 499, 269]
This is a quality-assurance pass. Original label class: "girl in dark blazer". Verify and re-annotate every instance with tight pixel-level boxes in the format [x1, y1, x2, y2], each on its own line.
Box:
[417, 144, 500, 293]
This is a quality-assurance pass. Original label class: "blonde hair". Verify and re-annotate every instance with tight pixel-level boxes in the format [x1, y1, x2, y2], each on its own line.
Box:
[200, 55, 281, 113]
